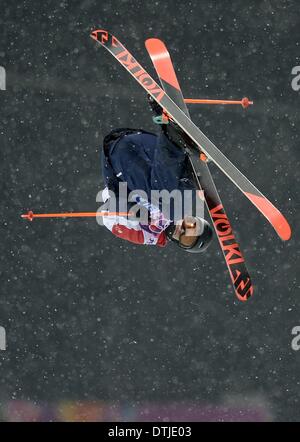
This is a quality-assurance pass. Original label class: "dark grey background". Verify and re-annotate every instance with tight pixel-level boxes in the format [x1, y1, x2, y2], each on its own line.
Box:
[1, 0, 299, 421]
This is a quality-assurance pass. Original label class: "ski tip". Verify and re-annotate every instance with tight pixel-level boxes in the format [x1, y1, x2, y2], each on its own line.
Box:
[145, 38, 170, 63]
[235, 285, 254, 302]
[90, 29, 107, 42]
[278, 221, 292, 241]
[276, 217, 292, 241]
[90, 30, 99, 40]
[145, 38, 181, 91]
[145, 38, 165, 48]
[230, 272, 254, 302]
[245, 192, 292, 241]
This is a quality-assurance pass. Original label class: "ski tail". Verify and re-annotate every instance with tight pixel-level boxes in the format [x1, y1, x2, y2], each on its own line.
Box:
[245, 192, 291, 241]
[145, 37, 253, 301]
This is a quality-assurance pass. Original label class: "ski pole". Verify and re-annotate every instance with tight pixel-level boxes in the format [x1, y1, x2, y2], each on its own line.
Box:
[184, 97, 253, 108]
[21, 210, 134, 221]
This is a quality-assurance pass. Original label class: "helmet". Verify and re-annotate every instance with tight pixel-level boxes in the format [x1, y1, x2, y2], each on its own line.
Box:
[165, 217, 213, 253]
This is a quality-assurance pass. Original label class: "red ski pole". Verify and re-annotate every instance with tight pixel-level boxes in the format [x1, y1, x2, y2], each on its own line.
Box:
[21, 210, 133, 221]
[184, 97, 253, 108]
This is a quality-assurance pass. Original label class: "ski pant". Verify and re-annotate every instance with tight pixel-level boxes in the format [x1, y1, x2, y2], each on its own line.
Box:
[103, 129, 198, 221]
[107, 131, 194, 196]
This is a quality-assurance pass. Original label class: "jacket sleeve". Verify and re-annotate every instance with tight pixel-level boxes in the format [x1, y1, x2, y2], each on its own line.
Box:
[102, 214, 168, 247]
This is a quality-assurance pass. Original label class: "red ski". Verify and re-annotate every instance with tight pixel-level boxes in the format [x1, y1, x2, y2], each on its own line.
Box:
[145, 38, 253, 301]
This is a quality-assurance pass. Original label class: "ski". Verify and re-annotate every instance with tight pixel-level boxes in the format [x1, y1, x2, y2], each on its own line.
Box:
[91, 30, 291, 243]
[145, 38, 253, 301]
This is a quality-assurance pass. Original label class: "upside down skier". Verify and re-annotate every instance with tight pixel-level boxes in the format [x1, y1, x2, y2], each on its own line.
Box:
[99, 96, 213, 253]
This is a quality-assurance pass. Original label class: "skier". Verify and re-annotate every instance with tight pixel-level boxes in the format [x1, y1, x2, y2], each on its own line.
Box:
[100, 96, 213, 253]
